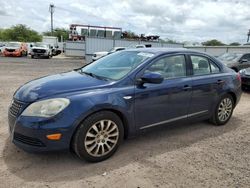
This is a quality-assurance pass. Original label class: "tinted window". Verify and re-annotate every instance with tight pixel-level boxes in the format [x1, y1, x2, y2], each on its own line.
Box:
[145, 55, 186, 79]
[191, 56, 210, 75]
[191, 56, 220, 75]
[241, 54, 250, 62]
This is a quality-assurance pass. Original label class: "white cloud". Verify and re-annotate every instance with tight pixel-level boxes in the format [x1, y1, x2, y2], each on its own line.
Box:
[0, 0, 249, 43]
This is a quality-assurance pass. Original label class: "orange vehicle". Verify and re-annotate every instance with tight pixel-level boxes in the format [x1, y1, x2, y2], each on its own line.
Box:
[3, 42, 28, 57]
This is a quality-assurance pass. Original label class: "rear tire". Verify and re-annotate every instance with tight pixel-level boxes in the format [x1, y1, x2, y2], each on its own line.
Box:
[210, 94, 234, 126]
[72, 111, 124, 162]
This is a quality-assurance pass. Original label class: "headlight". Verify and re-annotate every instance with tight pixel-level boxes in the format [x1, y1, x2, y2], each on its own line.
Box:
[21, 98, 70, 117]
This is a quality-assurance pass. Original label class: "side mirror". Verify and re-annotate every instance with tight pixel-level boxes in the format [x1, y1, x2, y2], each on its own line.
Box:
[50, 46, 53, 49]
[240, 59, 248, 63]
[30, 44, 33, 47]
[140, 72, 164, 84]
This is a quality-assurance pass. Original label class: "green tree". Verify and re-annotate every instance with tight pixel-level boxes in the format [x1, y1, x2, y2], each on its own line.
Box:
[43, 28, 69, 42]
[202, 39, 225, 46]
[229, 42, 241, 46]
[0, 24, 42, 42]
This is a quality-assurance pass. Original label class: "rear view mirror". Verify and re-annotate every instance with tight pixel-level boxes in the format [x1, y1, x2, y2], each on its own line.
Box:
[140, 72, 164, 84]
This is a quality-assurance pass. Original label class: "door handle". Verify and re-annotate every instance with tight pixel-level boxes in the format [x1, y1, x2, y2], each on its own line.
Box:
[183, 85, 192, 91]
[216, 80, 225, 84]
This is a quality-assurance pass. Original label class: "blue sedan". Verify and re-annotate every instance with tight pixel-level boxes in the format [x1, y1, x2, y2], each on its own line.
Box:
[8, 48, 242, 162]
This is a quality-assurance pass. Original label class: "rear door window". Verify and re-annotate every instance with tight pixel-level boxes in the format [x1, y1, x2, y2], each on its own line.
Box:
[190, 55, 220, 75]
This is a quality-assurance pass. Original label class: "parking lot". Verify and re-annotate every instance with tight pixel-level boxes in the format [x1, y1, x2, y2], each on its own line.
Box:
[0, 56, 249, 188]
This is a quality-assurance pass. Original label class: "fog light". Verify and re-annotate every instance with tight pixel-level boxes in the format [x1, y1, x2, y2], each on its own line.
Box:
[46, 133, 62, 140]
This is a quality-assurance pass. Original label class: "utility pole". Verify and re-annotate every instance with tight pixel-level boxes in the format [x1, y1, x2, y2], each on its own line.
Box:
[49, 4, 55, 36]
[247, 30, 250, 43]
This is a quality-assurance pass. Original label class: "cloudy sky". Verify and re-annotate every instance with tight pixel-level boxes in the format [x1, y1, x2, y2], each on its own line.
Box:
[0, 0, 250, 43]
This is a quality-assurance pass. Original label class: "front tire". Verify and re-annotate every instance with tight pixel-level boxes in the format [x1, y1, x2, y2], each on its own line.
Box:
[72, 111, 124, 162]
[210, 94, 234, 126]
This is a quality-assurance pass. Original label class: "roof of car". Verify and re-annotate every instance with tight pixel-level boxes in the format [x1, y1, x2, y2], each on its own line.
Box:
[125, 47, 203, 55]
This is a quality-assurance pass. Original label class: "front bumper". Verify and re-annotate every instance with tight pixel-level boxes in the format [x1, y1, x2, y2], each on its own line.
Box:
[241, 76, 250, 86]
[8, 104, 76, 152]
[4, 51, 21, 57]
[31, 52, 49, 56]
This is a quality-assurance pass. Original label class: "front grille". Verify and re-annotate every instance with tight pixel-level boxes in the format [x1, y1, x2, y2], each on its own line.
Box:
[9, 100, 25, 117]
[6, 49, 15, 52]
[242, 77, 249, 82]
[14, 133, 45, 147]
[33, 49, 46, 53]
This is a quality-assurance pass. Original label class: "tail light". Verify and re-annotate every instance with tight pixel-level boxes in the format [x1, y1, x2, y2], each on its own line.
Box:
[236, 73, 241, 83]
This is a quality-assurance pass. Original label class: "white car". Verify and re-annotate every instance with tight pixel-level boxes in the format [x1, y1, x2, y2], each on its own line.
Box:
[92, 47, 126, 61]
[135, 44, 146, 48]
[0, 43, 6, 55]
[30, 43, 53, 59]
[129, 44, 151, 48]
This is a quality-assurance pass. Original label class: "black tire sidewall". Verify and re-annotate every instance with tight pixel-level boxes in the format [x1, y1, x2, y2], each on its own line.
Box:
[214, 94, 234, 126]
[73, 111, 124, 162]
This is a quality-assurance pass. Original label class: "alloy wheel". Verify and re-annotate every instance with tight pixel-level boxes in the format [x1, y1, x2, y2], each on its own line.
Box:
[218, 98, 233, 122]
[84, 120, 119, 157]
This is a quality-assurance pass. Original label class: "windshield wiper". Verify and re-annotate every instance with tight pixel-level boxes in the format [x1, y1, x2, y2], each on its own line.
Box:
[80, 71, 111, 81]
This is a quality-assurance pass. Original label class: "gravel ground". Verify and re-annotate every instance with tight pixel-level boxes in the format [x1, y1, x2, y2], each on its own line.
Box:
[0, 57, 249, 188]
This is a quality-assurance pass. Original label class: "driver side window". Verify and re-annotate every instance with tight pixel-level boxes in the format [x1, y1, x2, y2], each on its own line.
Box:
[145, 55, 186, 79]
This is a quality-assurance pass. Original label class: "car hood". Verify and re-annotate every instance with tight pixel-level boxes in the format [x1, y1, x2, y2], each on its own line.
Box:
[221, 61, 236, 67]
[14, 71, 110, 102]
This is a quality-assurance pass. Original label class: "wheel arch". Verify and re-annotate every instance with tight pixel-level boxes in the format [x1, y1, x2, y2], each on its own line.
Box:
[227, 91, 237, 107]
[70, 108, 130, 150]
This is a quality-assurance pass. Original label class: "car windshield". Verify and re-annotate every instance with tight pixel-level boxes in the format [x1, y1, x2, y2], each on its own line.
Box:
[218, 53, 242, 62]
[7, 43, 21, 47]
[33, 44, 48, 48]
[80, 51, 154, 80]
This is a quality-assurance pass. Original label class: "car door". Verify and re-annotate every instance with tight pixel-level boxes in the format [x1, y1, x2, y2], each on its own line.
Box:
[188, 54, 224, 116]
[134, 54, 193, 130]
[238, 54, 250, 69]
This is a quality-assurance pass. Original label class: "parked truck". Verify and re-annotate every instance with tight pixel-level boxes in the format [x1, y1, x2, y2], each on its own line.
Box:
[30, 43, 53, 59]
[42, 36, 61, 56]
